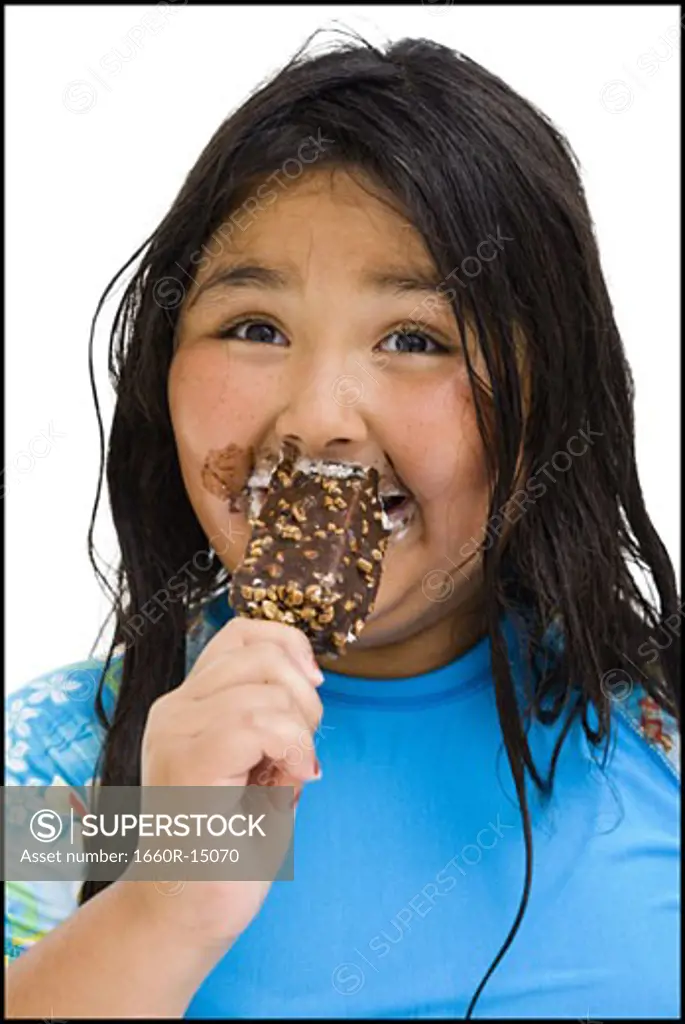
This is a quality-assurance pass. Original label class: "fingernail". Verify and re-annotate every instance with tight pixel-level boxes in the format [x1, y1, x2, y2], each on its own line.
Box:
[312, 757, 322, 780]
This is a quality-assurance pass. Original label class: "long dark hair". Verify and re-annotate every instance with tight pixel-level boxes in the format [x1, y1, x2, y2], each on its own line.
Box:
[79, 28, 680, 1017]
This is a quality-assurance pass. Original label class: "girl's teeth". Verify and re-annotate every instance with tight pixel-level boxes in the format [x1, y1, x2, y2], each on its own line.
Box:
[382, 497, 416, 535]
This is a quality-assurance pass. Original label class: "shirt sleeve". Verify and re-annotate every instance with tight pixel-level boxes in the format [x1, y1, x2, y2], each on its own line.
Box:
[5, 665, 108, 966]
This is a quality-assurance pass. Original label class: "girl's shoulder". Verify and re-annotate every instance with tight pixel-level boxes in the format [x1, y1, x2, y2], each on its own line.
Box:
[612, 680, 680, 784]
[5, 654, 124, 790]
[5, 589, 231, 792]
[538, 615, 680, 783]
[4, 656, 126, 967]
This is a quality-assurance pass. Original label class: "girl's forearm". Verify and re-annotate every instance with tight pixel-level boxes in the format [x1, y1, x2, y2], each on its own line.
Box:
[5, 879, 228, 1018]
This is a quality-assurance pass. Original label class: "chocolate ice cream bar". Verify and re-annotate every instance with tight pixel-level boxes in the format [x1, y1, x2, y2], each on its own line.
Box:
[229, 450, 391, 656]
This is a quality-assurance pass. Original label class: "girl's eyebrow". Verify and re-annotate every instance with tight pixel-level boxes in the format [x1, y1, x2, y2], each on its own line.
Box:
[185, 260, 446, 311]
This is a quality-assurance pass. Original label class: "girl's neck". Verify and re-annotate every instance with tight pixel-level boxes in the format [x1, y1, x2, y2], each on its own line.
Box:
[316, 600, 488, 681]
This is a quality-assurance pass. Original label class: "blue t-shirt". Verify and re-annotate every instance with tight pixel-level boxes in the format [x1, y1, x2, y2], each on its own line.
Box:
[5, 588, 680, 1018]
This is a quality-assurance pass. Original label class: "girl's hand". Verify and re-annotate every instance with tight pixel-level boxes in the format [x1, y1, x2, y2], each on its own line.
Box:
[121, 616, 324, 950]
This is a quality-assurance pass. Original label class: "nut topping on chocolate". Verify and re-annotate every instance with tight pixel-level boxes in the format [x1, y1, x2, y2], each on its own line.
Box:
[228, 445, 391, 656]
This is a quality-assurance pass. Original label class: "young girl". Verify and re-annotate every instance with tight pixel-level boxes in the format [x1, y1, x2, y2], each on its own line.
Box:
[6, 30, 680, 1019]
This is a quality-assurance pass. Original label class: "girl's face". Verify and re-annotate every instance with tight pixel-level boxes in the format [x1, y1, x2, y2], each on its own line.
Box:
[169, 167, 492, 675]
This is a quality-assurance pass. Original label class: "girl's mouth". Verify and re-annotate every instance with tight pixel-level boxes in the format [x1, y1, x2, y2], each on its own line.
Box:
[242, 468, 417, 537]
[378, 491, 417, 535]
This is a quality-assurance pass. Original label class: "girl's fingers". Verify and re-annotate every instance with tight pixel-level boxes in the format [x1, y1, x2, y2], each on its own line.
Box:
[191, 615, 324, 687]
[185, 708, 318, 784]
[167, 683, 292, 738]
[182, 645, 324, 734]
[250, 709, 319, 782]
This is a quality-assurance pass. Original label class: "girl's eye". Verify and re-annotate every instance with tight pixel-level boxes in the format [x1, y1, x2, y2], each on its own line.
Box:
[215, 319, 448, 354]
[215, 319, 287, 346]
[379, 328, 447, 355]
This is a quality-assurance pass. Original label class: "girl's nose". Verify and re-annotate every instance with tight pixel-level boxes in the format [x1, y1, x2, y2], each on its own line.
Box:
[274, 367, 370, 462]
[279, 432, 361, 465]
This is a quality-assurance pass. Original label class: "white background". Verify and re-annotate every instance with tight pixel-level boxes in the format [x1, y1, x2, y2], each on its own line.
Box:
[5, 4, 680, 692]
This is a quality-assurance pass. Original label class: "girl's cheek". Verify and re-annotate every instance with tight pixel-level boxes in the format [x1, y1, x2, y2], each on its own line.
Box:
[169, 348, 220, 427]
[402, 381, 490, 549]
[390, 374, 486, 494]
[168, 348, 263, 443]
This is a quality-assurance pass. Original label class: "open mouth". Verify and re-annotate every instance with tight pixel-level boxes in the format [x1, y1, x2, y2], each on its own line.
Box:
[243, 463, 417, 536]
[378, 491, 417, 534]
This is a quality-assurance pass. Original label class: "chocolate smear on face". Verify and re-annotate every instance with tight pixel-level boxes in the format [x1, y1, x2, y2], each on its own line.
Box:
[201, 444, 254, 511]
